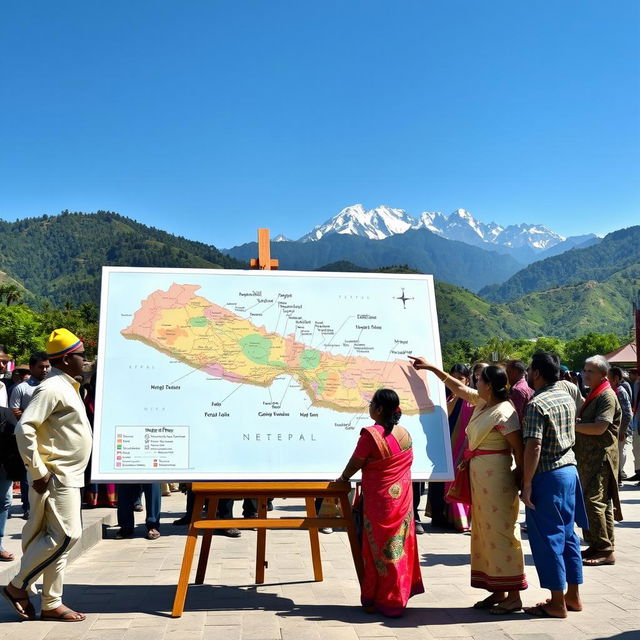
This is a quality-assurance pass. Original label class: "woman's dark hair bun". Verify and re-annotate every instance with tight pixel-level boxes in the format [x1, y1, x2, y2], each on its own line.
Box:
[371, 388, 401, 435]
[480, 365, 510, 402]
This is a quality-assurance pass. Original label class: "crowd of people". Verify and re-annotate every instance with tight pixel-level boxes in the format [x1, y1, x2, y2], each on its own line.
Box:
[0, 328, 638, 621]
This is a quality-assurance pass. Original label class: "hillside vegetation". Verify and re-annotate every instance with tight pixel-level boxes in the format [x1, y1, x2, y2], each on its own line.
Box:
[480, 225, 640, 302]
[0, 211, 244, 305]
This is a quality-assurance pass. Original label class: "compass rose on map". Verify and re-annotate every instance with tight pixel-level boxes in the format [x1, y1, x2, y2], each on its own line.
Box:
[394, 288, 414, 309]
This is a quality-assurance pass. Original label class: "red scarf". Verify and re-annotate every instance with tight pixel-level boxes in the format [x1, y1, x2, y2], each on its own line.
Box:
[579, 379, 611, 418]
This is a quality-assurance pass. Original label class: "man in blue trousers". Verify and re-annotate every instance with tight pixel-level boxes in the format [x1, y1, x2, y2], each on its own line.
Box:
[521, 351, 588, 619]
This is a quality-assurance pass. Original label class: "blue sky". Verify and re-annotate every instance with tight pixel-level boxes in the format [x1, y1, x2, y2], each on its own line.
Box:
[1, 1, 638, 248]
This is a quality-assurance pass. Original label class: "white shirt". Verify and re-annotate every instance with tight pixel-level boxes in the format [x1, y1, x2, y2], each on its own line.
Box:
[16, 367, 92, 488]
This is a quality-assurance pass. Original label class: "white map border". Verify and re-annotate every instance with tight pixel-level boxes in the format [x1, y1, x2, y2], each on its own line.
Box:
[92, 266, 453, 482]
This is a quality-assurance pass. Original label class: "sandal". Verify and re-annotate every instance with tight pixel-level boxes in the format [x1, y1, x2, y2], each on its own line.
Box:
[489, 602, 522, 615]
[41, 608, 86, 622]
[473, 595, 506, 609]
[583, 553, 615, 566]
[146, 528, 161, 540]
[0, 549, 14, 562]
[1, 586, 37, 620]
[524, 604, 566, 619]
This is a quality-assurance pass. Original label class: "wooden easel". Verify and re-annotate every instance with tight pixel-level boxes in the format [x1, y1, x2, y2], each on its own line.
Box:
[171, 229, 363, 618]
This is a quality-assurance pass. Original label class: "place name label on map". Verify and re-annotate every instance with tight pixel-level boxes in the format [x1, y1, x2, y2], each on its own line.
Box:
[150, 384, 181, 391]
[242, 432, 317, 441]
[114, 425, 189, 470]
[391, 339, 411, 355]
[258, 411, 291, 417]
[204, 412, 230, 418]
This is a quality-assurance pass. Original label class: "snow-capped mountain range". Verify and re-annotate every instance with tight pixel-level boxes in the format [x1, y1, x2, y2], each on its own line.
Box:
[298, 204, 565, 252]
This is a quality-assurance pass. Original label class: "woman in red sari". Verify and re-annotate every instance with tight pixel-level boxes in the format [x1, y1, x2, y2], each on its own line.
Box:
[338, 388, 424, 617]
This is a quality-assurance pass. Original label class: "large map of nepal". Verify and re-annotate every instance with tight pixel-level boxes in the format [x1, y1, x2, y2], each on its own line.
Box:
[121, 283, 434, 415]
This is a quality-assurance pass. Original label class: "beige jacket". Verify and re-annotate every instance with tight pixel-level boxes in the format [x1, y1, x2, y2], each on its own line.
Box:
[16, 367, 92, 488]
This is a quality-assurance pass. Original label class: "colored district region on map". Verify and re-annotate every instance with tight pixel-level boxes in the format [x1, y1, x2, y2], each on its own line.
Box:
[121, 284, 434, 415]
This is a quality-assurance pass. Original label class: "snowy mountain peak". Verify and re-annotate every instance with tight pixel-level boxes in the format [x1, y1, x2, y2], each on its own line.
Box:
[297, 203, 566, 254]
[298, 204, 415, 242]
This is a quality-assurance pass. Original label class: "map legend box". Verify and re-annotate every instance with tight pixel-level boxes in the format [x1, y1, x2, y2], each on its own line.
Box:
[113, 426, 190, 470]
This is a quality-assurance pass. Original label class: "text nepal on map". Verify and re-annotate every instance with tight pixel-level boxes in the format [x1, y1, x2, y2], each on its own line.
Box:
[121, 283, 434, 415]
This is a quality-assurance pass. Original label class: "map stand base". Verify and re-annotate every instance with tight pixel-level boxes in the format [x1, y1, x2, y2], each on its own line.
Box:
[171, 481, 363, 618]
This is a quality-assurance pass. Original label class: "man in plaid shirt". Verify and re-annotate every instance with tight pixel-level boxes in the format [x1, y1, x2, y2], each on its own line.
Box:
[521, 352, 588, 619]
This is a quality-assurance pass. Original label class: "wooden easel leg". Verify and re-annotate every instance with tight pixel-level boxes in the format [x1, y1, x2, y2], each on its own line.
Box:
[305, 496, 324, 582]
[339, 493, 364, 584]
[172, 494, 205, 617]
[255, 497, 268, 584]
[195, 496, 218, 584]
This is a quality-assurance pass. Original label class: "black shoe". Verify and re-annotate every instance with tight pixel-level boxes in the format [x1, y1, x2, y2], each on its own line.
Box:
[415, 522, 425, 535]
[115, 527, 134, 539]
[21, 511, 29, 521]
[172, 516, 191, 526]
[214, 528, 241, 538]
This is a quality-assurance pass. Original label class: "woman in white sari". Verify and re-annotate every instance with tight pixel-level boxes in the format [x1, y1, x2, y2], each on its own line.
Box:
[409, 357, 527, 614]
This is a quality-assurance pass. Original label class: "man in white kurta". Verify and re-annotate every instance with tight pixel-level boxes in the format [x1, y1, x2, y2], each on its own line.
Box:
[2, 329, 92, 622]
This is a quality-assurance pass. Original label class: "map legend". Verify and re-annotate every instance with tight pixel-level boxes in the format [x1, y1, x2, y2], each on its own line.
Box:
[113, 426, 190, 470]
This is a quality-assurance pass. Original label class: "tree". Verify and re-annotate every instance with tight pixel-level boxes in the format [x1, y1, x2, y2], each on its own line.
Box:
[0, 283, 24, 306]
[564, 333, 621, 371]
[441, 339, 480, 371]
[531, 337, 565, 361]
[0, 305, 46, 362]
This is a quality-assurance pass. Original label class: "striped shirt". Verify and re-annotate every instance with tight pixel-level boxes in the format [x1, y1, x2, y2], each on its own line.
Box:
[522, 382, 576, 474]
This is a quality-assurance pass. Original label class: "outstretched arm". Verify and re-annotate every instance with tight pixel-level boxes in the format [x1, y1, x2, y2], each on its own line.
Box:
[408, 355, 478, 404]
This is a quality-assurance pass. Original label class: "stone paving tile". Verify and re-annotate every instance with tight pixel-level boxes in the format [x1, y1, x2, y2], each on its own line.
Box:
[1, 491, 640, 639]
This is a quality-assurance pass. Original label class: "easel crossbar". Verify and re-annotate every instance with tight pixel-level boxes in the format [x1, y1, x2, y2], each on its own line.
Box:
[193, 517, 350, 530]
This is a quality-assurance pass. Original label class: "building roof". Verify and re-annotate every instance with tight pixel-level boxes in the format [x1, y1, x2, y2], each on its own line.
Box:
[605, 341, 637, 366]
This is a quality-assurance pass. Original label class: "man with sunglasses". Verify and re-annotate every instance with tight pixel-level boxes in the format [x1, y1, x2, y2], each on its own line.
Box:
[2, 329, 92, 622]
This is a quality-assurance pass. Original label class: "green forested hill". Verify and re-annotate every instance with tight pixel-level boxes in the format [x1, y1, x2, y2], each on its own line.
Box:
[0, 211, 245, 305]
[504, 263, 640, 339]
[480, 225, 640, 302]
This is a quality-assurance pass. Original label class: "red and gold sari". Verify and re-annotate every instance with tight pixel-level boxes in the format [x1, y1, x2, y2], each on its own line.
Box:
[356, 425, 424, 617]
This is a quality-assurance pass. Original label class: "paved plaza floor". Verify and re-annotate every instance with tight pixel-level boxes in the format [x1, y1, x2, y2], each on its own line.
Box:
[0, 486, 639, 640]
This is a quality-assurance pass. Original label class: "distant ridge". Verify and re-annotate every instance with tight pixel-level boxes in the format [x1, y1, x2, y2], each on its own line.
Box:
[480, 225, 640, 302]
[224, 227, 523, 292]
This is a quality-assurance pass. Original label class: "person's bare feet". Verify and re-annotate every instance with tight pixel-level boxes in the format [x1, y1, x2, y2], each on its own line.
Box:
[3, 583, 36, 620]
[40, 604, 86, 622]
[540, 596, 582, 612]
[5, 582, 28, 602]
[524, 601, 567, 618]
